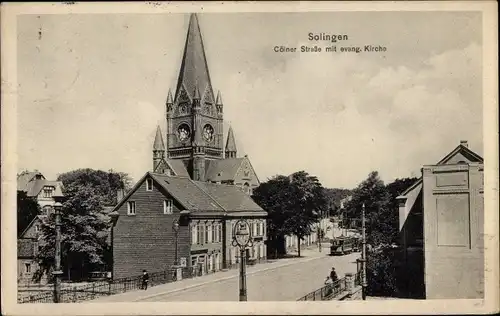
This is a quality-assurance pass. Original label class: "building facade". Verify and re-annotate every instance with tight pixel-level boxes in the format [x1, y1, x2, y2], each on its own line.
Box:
[397, 140, 484, 299]
[111, 172, 267, 279]
[17, 170, 64, 284]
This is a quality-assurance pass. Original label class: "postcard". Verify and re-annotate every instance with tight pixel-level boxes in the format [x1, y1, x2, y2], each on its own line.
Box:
[1, 1, 498, 315]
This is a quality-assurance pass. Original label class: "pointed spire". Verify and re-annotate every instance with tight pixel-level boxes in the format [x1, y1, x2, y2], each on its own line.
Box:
[216, 90, 223, 105]
[175, 13, 214, 103]
[153, 125, 165, 151]
[225, 126, 237, 158]
[166, 89, 173, 104]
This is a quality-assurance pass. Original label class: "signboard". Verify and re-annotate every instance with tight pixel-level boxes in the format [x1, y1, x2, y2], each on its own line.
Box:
[180, 257, 187, 268]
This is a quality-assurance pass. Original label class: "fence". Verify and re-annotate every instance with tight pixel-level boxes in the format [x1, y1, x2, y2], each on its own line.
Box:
[296, 277, 347, 301]
[19, 258, 271, 304]
[18, 268, 177, 304]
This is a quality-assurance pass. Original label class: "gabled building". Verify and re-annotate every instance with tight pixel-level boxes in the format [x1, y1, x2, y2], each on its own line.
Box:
[17, 170, 65, 284]
[17, 170, 64, 214]
[397, 140, 484, 299]
[111, 172, 267, 279]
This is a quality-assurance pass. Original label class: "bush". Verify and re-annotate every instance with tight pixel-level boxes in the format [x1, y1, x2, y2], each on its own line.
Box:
[366, 245, 399, 297]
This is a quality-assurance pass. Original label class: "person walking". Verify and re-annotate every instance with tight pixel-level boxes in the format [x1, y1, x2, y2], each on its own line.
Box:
[141, 270, 149, 290]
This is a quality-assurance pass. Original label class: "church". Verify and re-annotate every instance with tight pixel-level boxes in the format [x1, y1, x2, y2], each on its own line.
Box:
[110, 13, 267, 280]
[151, 13, 259, 194]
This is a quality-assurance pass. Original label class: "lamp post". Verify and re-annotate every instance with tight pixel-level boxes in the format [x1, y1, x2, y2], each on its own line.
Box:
[108, 211, 120, 280]
[52, 202, 63, 303]
[232, 219, 253, 301]
[361, 203, 367, 300]
[173, 220, 180, 266]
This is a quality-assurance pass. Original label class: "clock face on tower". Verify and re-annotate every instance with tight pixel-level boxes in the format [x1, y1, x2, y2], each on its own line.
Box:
[177, 124, 191, 142]
[203, 124, 214, 142]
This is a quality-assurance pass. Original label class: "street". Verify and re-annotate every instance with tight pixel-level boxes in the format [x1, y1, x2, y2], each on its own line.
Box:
[139, 252, 359, 302]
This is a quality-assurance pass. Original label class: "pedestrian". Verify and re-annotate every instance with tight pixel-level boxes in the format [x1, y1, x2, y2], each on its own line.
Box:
[141, 270, 149, 290]
[330, 267, 338, 282]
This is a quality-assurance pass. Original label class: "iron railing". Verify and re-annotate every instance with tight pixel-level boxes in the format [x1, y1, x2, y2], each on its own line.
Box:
[297, 277, 347, 301]
[19, 258, 270, 304]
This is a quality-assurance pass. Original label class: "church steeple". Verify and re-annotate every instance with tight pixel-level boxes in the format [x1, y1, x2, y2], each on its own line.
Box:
[175, 13, 214, 104]
[153, 125, 166, 171]
[225, 126, 237, 159]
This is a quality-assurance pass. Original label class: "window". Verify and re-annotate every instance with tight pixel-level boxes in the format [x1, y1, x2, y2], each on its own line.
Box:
[43, 187, 54, 198]
[164, 200, 173, 214]
[25, 263, 31, 273]
[146, 179, 153, 191]
[205, 224, 209, 243]
[34, 225, 39, 233]
[198, 225, 205, 244]
[42, 206, 51, 215]
[208, 224, 213, 243]
[127, 201, 136, 215]
[191, 224, 198, 245]
[218, 224, 222, 242]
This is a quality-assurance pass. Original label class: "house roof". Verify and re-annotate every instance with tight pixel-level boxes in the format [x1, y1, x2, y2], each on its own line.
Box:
[194, 181, 264, 212]
[24, 180, 64, 197]
[398, 178, 423, 198]
[150, 173, 223, 211]
[17, 171, 45, 191]
[112, 171, 266, 216]
[437, 142, 483, 165]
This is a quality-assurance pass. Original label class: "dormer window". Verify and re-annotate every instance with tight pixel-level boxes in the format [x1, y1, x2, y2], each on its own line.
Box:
[146, 179, 153, 191]
[43, 186, 54, 198]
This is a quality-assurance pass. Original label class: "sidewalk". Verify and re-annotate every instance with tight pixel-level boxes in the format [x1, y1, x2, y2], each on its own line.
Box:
[94, 247, 328, 302]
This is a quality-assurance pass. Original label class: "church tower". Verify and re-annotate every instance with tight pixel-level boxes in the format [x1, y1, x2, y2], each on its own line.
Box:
[165, 13, 224, 180]
[153, 125, 166, 171]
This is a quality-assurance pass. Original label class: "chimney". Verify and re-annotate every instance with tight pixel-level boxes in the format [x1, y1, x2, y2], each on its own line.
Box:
[460, 140, 468, 148]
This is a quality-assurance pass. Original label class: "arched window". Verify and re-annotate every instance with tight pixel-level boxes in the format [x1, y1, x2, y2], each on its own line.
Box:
[243, 182, 250, 195]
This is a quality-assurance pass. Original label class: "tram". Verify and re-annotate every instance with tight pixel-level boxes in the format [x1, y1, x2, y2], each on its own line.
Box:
[330, 236, 359, 256]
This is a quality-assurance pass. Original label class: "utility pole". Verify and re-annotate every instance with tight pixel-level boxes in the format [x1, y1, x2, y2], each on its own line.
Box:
[361, 203, 367, 300]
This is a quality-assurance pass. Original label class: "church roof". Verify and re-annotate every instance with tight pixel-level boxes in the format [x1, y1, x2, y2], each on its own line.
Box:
[153, 125, 165, 151]
[175, 13, 214, 104]
[225, 126, 237, 152]
[206, 158, 245, 182]
[166, 159, 190, 177]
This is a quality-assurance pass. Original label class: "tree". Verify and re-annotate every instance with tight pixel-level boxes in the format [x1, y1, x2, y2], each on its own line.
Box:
[323, 188, 352, 217]
[344, 171, 392, 246]
[252, 171, 327, 258]
[17, 191, 40, 237]
[33, 168, 131, 282]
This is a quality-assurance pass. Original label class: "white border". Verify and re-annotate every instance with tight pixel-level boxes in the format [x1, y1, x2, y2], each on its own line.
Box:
[1, 1, 498, 315]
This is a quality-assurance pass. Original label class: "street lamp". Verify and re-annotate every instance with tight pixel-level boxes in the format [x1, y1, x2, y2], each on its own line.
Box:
[173, 220, 180, 266]
[108, 211, 120, 280]
[52, 202, 63, 303]
[232, 219, 253, 301]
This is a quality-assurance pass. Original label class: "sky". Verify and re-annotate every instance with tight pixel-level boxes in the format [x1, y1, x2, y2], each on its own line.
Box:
[16, 11, 483, 189]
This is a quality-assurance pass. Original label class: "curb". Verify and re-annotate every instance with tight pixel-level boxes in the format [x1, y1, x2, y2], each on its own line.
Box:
[132, 254, 326, 302]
